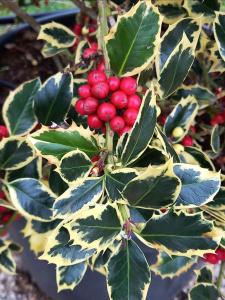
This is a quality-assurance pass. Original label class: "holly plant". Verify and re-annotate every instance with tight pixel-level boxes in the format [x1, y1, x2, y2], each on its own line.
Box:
[0, 0, 225, 299]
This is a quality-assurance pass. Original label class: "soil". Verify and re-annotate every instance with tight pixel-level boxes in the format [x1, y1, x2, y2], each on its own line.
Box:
[0, 30, 57, 104]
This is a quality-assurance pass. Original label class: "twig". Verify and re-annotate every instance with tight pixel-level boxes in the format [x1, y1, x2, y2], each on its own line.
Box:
[0, 0, 40, 32]
[217, 261, 225, 290]
[71, 0, 97, 19]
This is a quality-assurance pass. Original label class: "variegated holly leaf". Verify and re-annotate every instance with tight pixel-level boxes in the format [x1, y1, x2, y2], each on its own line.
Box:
[189, 283, 219, 300]
[214, 12, 225, 62]
[105, 168, 138, 202]
[5, 158, 42, 182]
[0, 249, 16, 274]
[119, 87, 157, 166]
[158, 34, 198, 99]
[57, 150, 92, 184]
[105, 1, 162, 76]
[34, 72, 73, 125]
[38, 22, 76, 48]
[151, 252, 197, 279]
[3, 78, 40, 136]
[137, 211, 220, 256]
[180, 147, 215, 171]
[206, 187, 225, 210]
[184, 0, 220, 23]
[0, 138, 34, 170]
[90, 249, 112, 275]
[172, 85, 216, 109]
[156, 17, 200, 75]
[53, 177, 104, 218]
[107, 240, 151, 300]
[173, 164, 220, 207]
[29, 124, 100, 164]
[41, 43, 66, 58]
[65, 204, 122, 252]
[164, 96, 199, 142]
[49, 168, 68, 196]
[40, 226, 95, 267]
[157, 4, 187, 25]
[6, 178, 56, 221]
[155, 126, 180, 163]
[211, 125, 221, 154]
[22, 219, 61, 254]
[123, 160, 181, 209]
[130, 146, 167, 167]
[56, 262, 87, 292]
[196, 266, 213, 283]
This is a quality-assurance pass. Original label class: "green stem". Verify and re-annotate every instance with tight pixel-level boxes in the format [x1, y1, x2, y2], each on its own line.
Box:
[97, 0, 110, 74]
[216, 261, 225, 290]
[105, 122, 114, 164]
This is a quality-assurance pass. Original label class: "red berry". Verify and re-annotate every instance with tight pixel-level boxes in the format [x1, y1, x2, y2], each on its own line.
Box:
[190, 125, 196, 133]
[211, 114, 225, 126]
[87, 114, 103, 129]
[108, 77, 120, 92]
[75, 99, 86, 115]
[123, 108, 139, 126]
[91, 82, 109, 99]
[82, 48, 97, 59]
[0, 206, 8, 214]
[97, 61, 106, 72]
[127, 94, 141, 109]
[216, 248, 225, 261]
[120, 77, 137, 95]
[160, 115, 167, 125]
[0, 125, 9, 139]
[90, 42, 98, 50]
[91, 155, 100, 163]
[1, 213, 12, 224]
[182, 135, 193, 147]
[89, 24, 96, 34]
[87, 70, 107, 86]
[110, 116, 125, 132]
[73, 24, 82, 36]
[118, 125, 132, 136]
[203, 253, 220, 264]
[78, 84, 91, 98]
[83, 97, 99, 115]
[97, 103, 116, 121]
[111, 91, 128, 109]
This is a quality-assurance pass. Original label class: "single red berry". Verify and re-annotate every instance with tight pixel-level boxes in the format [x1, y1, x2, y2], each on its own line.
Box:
[97, 61, 106, 72]
[127, 94, 141, 109]
[73, 24, 82, 36]
[75, 99, 86, 115]
[160, 115, 167, 125]
[211, 114, 225, 126]
[1, 213, 12, 224]
[190, 125, 196, 133]
[97, 103, 116, 121]
[78, 84, 91, 98]
[118, 125, 132, 136]
[0, 206, 8, 214]
[87, 70, 107, 86]
[0, 125, 9, 139]
[108, 76, 120, 92]
[182, 135, 193, 147]
[90, 42, 98, 50]
[120, 77, 137, 95]
[216, 248, 225, 261]
[82, 48, 97, 59]
[87, 114, 103, 129]
[111, 91, 128, 109]
[91, 155, 100, 163]
[203, 253, 219, 264]
[83, 97, 99, 115]
[110, 116, 125, 132]
[160, 208, 167, 213]
[123, 108, 139, 126]
[91, 82, 109, 99]
[89, 24, 96, 34]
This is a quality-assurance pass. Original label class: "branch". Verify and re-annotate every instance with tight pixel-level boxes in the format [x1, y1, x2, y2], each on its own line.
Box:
[0, 0, 40, 33]
[71, 0, 97, 19]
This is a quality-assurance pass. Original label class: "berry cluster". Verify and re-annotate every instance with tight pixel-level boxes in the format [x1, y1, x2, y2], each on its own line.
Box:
[75, 70, 141, 135]
[203, 248, 225, 264]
